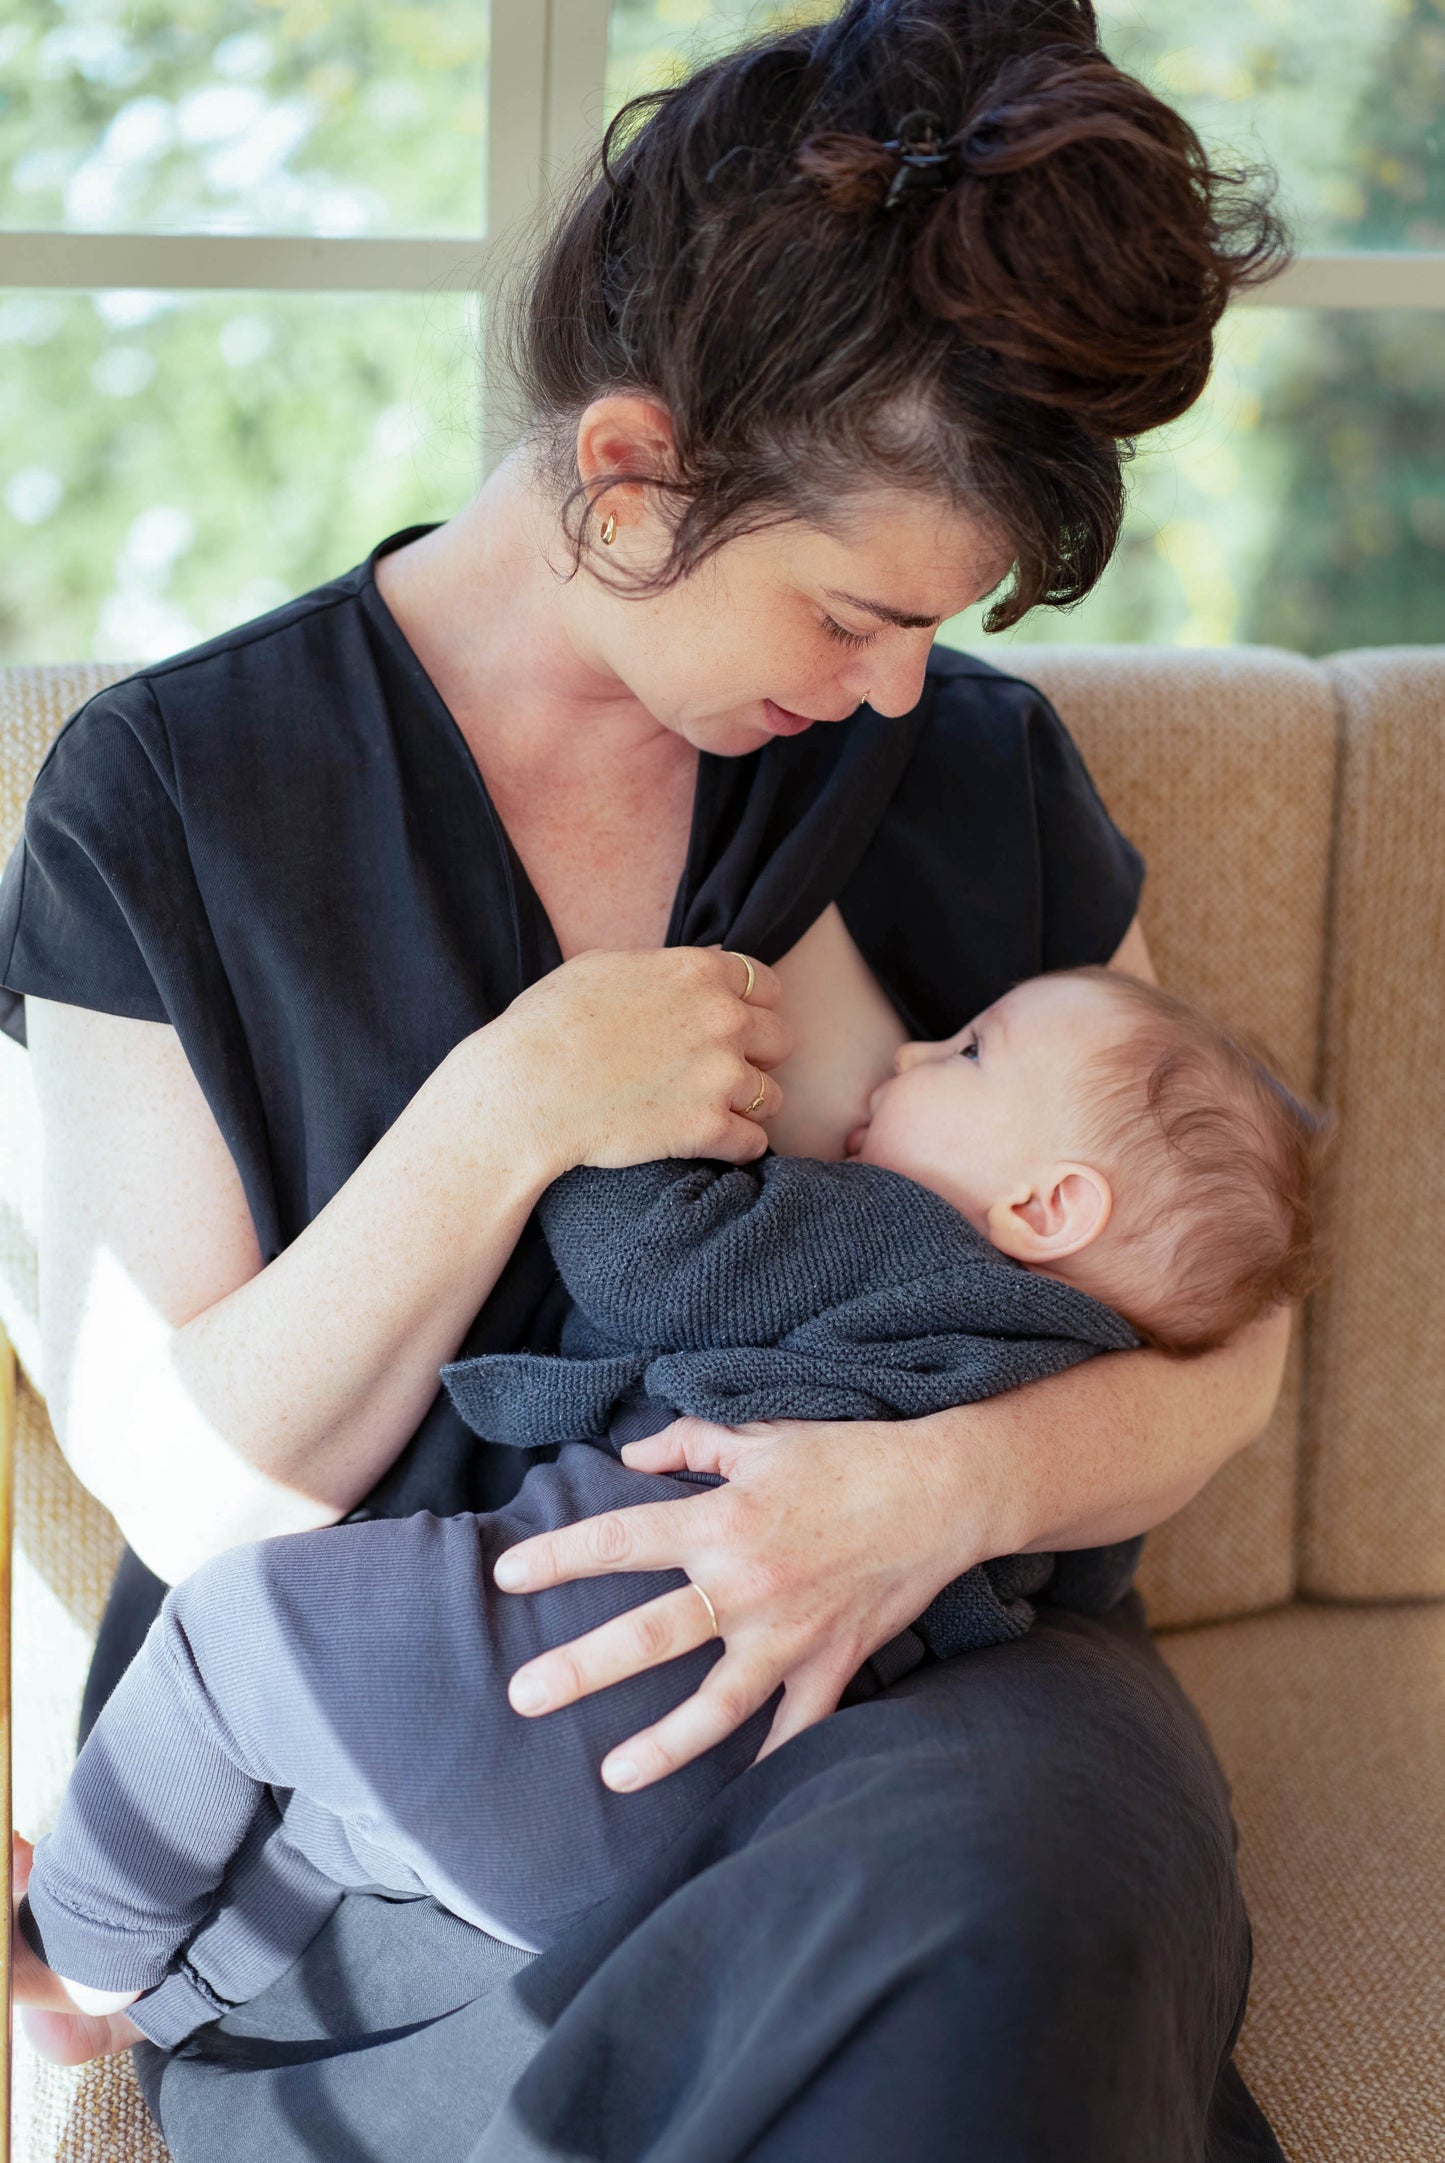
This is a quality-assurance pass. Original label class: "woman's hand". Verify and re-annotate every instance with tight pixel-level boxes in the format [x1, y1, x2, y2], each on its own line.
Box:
[492, 1414, 982, 1792]
[490, 947, 791, 1176]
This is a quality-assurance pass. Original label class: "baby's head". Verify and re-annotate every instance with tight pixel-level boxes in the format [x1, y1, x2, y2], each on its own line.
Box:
[846, 968, 1330, 1353]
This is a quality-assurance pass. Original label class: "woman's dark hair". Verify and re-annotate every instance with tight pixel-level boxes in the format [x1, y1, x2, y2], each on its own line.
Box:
[511, 0, 1290, 630]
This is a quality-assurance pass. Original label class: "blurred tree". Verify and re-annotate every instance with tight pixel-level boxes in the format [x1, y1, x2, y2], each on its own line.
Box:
[0, 0, 487, 235]
[1, 0, 1440, 663]
[1240, 0, 1445, 650]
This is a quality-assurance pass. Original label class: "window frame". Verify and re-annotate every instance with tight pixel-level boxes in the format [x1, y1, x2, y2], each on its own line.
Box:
[0, 1, 1439, 306]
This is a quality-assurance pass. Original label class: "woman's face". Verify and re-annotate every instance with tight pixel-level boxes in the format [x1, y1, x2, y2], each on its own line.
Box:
[560, 398, 1014, 757]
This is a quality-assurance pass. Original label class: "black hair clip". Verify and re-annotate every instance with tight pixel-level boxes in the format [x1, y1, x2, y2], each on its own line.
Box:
[882, 109, 956, 210]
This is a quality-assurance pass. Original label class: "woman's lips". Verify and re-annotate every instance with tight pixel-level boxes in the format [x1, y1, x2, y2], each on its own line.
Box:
[762, 698, 823, 736]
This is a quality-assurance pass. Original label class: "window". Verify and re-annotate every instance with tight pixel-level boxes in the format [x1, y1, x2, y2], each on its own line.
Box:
[2, 0, 1439, 662]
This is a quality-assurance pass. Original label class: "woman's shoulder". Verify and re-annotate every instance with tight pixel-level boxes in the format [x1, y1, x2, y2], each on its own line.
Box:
[835, 642, 1143, 1038]
[920, 642, 1066, 747]
[915, 641, 1129, 835]
[56, 536, 404, 775]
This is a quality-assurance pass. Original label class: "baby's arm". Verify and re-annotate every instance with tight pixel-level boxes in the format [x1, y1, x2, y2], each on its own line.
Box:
[536, 1156, 907, 1347]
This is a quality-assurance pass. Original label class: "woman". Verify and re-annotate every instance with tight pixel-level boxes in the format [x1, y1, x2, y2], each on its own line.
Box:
[2, 0, 1293, 2154]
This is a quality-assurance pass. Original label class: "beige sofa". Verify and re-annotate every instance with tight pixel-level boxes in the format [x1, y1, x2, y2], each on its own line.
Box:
[1, 648, 1441, 2163]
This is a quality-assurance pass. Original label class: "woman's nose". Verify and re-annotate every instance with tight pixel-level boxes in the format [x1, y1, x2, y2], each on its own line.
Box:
[859, 640, 933, 720]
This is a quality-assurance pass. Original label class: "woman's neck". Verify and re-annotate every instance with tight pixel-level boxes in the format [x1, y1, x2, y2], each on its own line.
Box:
[374, 453, 702, 958]
[373, 453, 690, 798]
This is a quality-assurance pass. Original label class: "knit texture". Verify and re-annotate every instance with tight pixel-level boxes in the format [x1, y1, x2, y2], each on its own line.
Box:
[444, 1155, 1145, 1658]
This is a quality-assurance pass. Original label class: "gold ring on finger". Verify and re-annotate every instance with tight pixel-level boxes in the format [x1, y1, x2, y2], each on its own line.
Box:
[743, 1067, 767, 1117]
[690, 1580, 720, 1640]
[723, 950, 756, 1003]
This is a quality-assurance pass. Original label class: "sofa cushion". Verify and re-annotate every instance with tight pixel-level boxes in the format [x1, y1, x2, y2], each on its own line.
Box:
[1161, 1598, 1445, 2163]
[1002, 646, 1338, 1627]
[1303, 650, 1445, 1599]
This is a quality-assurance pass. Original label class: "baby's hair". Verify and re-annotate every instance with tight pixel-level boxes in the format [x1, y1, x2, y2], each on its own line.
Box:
[1060, 968, 1332, 1354]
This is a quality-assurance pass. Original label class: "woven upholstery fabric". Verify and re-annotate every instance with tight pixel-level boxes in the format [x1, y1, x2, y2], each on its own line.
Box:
[5, 1362, 162, 2162]
[13, 1368, 123, 1643]
[0, 665, 132, 862]
[1001, 646, 1338, 1628]
[1162, 1600, 1445, 2163]
[1303, 649, 1445, 1598]
[20, 2057, 169, 2163]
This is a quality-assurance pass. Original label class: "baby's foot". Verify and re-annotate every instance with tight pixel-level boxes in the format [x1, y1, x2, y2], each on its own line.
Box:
[11, 1832, 145, 2066]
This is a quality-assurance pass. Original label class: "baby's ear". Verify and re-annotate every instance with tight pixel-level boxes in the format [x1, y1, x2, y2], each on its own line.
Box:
[986, 1165, 1112, 1264]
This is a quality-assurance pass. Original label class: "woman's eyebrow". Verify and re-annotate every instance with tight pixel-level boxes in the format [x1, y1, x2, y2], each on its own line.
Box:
[823, 586, 944, 630]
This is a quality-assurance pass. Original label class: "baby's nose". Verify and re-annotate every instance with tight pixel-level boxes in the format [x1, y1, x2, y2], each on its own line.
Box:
[894, 1041, 928, 1073]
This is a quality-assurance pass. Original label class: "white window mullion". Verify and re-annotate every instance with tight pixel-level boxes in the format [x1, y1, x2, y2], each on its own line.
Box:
[478, 0, 611, 475]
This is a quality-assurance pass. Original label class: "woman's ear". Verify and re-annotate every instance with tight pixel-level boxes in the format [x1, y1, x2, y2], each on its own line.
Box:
[986, 1164, 1113, 1265]
[575, 393, 678, 528]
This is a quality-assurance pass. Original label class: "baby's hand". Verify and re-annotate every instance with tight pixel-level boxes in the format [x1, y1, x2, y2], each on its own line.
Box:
[11, 1832, 145, 2066]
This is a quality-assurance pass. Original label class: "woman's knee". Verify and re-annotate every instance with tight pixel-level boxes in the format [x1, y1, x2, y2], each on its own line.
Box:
[742, 1631, 1249, 1997]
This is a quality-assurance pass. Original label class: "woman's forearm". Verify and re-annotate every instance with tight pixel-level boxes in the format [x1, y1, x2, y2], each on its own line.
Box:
[53, 1025, 557, 1581]
[917, 1303, 1293, 1560]
[39, 947, 791, 1584]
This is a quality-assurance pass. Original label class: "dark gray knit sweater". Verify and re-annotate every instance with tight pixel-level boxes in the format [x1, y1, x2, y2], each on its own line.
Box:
[443, 1156, 1145, 1658]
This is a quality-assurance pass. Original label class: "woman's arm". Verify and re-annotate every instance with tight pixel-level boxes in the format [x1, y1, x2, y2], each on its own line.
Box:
[30, 1001, 556, 1584]
[481, 911, 1292, 1786]
[483, 1304, 1290, 1792]
[30, 948, 788, 1584]
[905, 1300, 1291, 1558]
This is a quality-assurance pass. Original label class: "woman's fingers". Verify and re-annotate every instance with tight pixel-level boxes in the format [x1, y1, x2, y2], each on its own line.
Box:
[598, 1655, 782, 1793]
[507, 1581, 721, 1721]
[494, 1492, 711, 1592]
[752, 1656, 855, 1763]
[619, 1416, 734, 1476]
[729, 1063, 776, 1118]
[737, 1005, 790, 1072]
[494, 1415, 979, 1792]
[711, 947, 782, 1011]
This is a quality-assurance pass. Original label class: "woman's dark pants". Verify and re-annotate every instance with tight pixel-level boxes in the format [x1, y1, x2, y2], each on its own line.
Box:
[124, 1573, 1282, 2162]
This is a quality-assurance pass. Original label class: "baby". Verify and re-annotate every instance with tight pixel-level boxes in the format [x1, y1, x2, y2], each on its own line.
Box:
[15, 965, 1328, 2065]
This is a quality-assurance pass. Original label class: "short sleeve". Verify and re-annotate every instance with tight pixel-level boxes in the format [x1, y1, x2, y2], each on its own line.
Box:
[0, 681, 184, 1046]
[836, 653, 1145, 1042]
[1023, 684, 1146, 974]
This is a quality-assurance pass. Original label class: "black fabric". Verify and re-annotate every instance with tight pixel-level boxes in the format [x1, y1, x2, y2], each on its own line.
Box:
[0, 527, 1285, 2156]
[131, 1591, 1284, 2163]
[0, 518, 1146, 1622]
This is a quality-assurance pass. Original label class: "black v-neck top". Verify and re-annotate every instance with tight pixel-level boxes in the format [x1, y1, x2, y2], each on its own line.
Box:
[0, 526, 1143, 1516]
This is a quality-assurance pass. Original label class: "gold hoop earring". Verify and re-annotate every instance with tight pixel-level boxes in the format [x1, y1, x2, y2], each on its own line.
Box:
[599, 512, 617, 546]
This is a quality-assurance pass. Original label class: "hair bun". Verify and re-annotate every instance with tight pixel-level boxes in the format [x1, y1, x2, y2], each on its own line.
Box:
[519, 0, 1289, 634]
[800, 44, 1287, 438]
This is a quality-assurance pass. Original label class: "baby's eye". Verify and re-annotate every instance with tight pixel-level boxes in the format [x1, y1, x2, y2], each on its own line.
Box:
[957, 1034, 980, 1062]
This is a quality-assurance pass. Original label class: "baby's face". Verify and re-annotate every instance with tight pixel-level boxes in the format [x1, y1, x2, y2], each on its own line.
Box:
[844, 974, 1124, 1236]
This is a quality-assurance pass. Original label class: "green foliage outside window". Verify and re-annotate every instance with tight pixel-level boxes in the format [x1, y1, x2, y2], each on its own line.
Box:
[0, 0, 1439, 664]
[0, 0, 488, 234]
